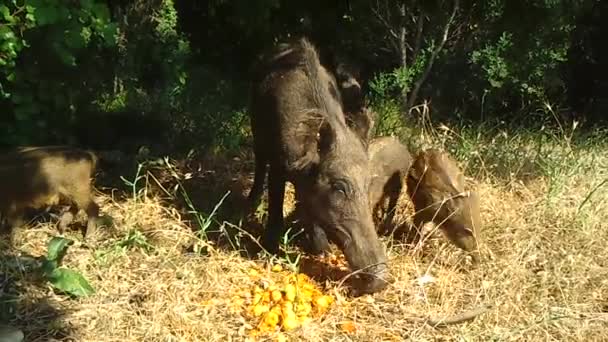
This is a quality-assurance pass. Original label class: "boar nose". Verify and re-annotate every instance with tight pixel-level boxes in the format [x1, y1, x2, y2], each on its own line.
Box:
[354, 263, 391, 295]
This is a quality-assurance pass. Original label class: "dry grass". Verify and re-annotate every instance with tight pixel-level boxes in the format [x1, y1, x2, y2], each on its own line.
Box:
[2, 128, 608, 341]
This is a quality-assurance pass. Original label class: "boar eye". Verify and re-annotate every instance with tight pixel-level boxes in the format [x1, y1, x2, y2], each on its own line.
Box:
[331, 179, 350, 196]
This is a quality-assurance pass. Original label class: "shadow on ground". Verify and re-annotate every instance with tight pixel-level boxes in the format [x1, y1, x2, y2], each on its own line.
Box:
[92, 146, 427, 292]
[0, 244, 73, 341]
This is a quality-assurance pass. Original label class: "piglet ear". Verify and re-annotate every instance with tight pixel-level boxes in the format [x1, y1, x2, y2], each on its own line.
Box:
[346, 107, 375, 144]
[408, 151, 427, 182]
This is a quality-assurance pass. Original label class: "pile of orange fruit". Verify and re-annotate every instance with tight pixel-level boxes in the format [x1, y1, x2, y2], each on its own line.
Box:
[240, 265, 335, 337]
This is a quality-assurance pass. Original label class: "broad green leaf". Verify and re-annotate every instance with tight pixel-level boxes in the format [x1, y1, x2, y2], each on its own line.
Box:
[91, 3, 110, 22]
[80, 26, 91, 44]
[47, 267, 95, 297]
[65, 29, 85, 49]
[101, 23, 117, 46]
[54, 45, 76, 66]
[25, 0, 43, 8]
[41, 259, 58, 276]
[0, 5, 10, 21]
[35, 5, 58, 25]
[0, 26, 15, 40]
[80, 0, 94, 10]
[47, 236, 74, 263]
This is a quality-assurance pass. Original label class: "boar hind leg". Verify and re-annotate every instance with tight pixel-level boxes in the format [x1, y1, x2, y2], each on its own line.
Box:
[5, 207, 24, 230]
[261, 164, 285, 254]
[381, 173, 403, 235]
[248, 155, 267, 209]
[73, 192, 100, 240]
[248, 131, 269, 208]
[57, 207, 76, 234]
[84, 201, 100, 240]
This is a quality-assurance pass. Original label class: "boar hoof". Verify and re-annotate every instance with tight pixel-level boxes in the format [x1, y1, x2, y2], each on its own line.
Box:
[57, 211, 75, 233]
[83, 219, 99, 241]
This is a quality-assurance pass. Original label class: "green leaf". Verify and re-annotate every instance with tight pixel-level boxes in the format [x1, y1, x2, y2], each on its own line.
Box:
[65, 29, 85, 49]
[80, 0, 94, 10]
[41, 259, 58, 276]
[0, 26, 15, 40]
[101, 23, 117, 46]
[91, 3, 110, 21]
[47, 267, 95, 297]
[35, 5, 58, 25]
[47, 236, 74, 263]
[25, 0, 43, 8]
[54, 45, 76, 66]
[0, 5, 10, 21]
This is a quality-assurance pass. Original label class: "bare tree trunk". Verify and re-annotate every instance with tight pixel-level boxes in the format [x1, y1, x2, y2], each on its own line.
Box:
[405, 0, 460, 113]
[398, 2, 409, 103]
[411, 7, 425, 63]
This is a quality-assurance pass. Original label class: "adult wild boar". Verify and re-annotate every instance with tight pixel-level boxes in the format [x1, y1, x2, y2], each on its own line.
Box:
[406, 149, 481, 263]
[367, 136, 412, 234]
[0, 146, 100, 239]
[248, 38, 388, 294]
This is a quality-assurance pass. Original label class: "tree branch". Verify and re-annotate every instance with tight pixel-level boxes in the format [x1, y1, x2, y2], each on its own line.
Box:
[371, 0, 400, 41]
[405, 0, 460, 112]
[411, 7, 425, 63]
[398, 2, 407, 70]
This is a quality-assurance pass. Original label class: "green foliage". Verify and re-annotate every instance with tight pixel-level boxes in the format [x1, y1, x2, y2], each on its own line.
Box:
[45, 267, 95, 298]
[470, 32, 513, 89]
[0, 0, 118, 145]
[0, 0, 604, 149]
[46, 236, 72, 264]
[40, 237, 95, 298]
[116, 230, 153, 253]
[467, 0, 578, 112]
[370, 99, 409, 138]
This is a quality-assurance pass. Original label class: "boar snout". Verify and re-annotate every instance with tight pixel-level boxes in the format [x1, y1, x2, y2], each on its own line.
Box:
[353, 263, 390, 295]
[335, 218, 389, 294]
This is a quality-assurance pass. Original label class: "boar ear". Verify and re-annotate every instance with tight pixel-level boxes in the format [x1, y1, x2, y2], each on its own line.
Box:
[317, 119, 337, 156]
[291, 118, 335, 172]
[408, 153, 427, 182]
[346, 107, 375, 144]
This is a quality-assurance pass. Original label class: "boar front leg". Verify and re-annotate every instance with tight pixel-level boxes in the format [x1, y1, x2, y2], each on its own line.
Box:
[261, 164, 286, 254]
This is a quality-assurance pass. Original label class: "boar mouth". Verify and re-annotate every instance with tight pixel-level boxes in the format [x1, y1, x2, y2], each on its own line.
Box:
[321, 221, 390, 294]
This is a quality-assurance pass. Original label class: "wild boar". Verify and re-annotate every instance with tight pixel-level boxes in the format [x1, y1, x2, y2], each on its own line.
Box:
[248, 37, 389, 294]
[406, 149, 481, 263]
[328, 59, 375, 144]
[0, 146, 100, 239]
[367, 136, 412, 234]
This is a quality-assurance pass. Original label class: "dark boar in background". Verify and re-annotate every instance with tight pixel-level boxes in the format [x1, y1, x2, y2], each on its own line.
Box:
[367, 136, 412, 235]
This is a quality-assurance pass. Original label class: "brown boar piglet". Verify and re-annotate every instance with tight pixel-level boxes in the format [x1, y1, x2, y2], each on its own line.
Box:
[406, 149, 481, 264]
[0, 146, 100, 239]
